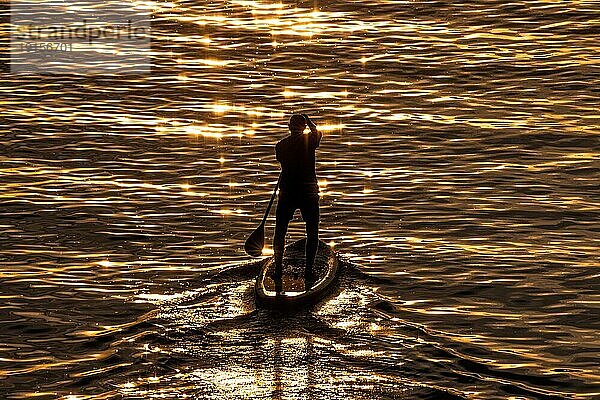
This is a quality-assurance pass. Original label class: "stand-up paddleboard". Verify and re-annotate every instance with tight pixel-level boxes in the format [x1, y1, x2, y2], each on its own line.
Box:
[255, 239, 339, 309]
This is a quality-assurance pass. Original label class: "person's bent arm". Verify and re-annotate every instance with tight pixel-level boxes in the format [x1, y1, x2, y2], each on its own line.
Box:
[302, 114, 322, 147]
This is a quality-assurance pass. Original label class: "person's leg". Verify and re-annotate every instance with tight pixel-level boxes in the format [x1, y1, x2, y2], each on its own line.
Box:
[273, 195, 293, 281]
[305, 220, 318, 276]
[273, 219, 289, 280]
[301, 194, 320, 282]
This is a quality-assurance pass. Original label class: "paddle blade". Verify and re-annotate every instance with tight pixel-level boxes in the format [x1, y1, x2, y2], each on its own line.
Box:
[244, 224, 265, 257]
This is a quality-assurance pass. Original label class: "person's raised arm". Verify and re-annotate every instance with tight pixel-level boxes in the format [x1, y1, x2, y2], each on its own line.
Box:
[302, 114, 322, 147]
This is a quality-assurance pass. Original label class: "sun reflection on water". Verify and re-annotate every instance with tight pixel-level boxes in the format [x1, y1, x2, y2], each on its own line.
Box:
[2, 0, 599, 398]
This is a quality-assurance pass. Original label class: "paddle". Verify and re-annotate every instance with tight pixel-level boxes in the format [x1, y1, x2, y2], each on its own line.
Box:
[245, 175, 281, 257]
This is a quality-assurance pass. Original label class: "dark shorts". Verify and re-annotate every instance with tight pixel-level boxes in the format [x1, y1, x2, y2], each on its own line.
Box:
[276, 192, 320, 226]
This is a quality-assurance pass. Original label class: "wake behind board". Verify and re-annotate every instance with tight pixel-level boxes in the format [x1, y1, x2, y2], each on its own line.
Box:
[255, 239, 339, 309]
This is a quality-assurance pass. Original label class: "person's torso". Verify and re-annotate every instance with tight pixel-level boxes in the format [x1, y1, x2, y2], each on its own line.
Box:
[276, 134, 319, 194]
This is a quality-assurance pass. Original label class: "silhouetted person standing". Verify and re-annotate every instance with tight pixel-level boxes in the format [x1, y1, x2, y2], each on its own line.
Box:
[273, 114, 322, 290]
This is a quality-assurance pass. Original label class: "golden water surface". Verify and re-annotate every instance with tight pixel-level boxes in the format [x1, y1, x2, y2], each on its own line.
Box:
[1, 0, 599, 398]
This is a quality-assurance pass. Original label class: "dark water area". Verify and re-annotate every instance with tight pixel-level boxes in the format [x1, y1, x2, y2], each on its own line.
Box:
[1, 0, 599, 398]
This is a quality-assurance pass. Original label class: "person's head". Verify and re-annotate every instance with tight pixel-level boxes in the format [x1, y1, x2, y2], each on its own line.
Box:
[288, 114, 306, 135]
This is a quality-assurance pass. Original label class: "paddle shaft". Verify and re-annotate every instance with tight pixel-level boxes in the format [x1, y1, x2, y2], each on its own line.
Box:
[260, 174, 280, 226]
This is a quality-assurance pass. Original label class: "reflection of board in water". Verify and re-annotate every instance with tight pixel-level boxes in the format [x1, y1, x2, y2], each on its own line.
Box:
[255, 239, 339, 309]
